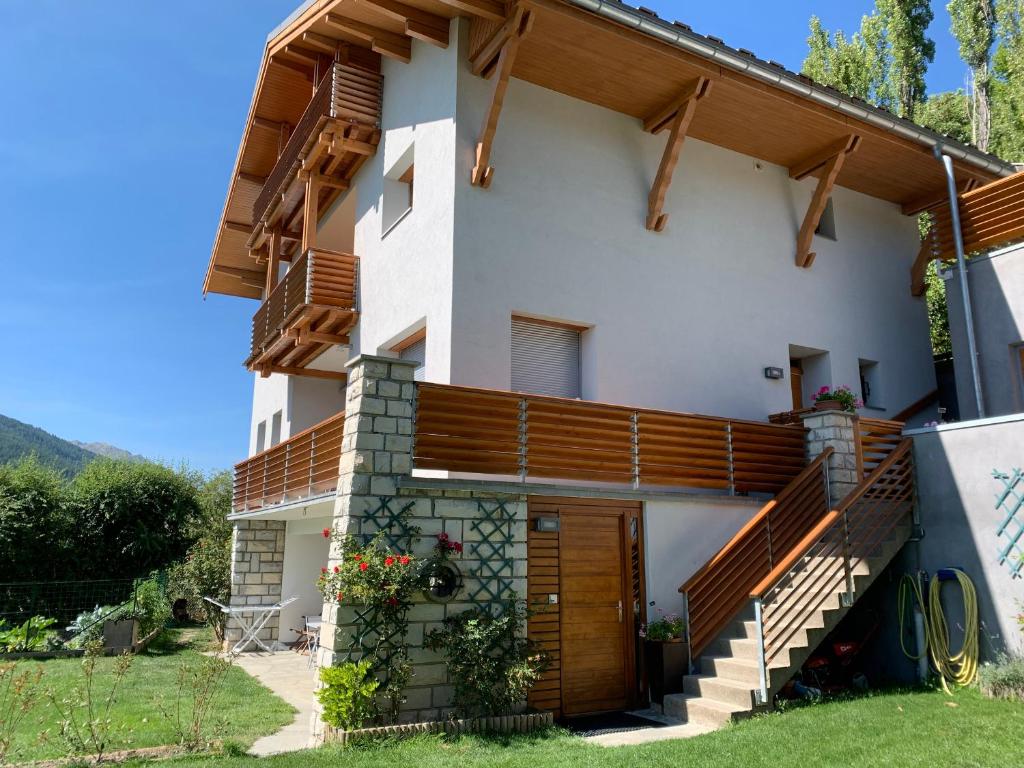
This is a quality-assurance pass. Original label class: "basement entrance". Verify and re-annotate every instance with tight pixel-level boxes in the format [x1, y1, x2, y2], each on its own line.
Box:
[526, 497, 644, 718]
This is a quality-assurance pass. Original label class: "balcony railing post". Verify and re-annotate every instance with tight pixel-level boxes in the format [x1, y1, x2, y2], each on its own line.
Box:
[631, 411, 640, 489]
[305, 249, 314, 304]
[841, 507, 855, 607]
[284, 442, 292, 502]
[726, 422, 736, 495]
[518, 398, 528, 482]
[308, 430, 316, 497]
[753, 597, 769, 706]
[261, 455, 269, 509]
[682, 591, 693, 674]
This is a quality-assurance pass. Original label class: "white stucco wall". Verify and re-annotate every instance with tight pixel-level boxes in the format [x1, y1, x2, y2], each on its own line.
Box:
[448, 30, 935, 422]
[643, 498, 761, 619]
[279, 517, 332, 644]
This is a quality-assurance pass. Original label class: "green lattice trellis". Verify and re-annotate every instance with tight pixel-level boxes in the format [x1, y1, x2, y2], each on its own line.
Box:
[467, 500, 517, 609]
[361, 497, 420, 550]
[994, 468, 1024, 579]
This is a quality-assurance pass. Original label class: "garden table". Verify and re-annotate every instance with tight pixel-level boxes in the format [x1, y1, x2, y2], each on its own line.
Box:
[204, 596, 298, 654]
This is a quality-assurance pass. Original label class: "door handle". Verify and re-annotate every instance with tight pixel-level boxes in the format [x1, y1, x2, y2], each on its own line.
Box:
[617, 600, 623, 623]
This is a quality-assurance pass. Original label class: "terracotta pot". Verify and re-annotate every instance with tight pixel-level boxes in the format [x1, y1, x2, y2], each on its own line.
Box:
[814, 399, 844, 412]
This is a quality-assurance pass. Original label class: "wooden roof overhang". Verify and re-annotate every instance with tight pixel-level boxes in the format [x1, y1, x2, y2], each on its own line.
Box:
[205, 0, 1017, 298]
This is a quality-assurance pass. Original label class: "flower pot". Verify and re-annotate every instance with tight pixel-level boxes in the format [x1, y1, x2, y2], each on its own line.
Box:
[814, 399, 844, 412]
[645, 639, 689, 705]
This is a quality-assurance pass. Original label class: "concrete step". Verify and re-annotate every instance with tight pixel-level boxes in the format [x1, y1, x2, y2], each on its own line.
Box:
[700, 654, 761, 686]
[683, 674, 757, 709]
[663, 693, 754, 728]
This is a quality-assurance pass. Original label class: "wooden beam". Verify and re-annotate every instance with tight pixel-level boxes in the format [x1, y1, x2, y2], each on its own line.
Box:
[901, 177, 981, 216]
[266, 227, 282, 296]
[644, 77, 711, 232]
[471, 6, 534, 188]
[213, 265, 265, 289]
[301, 172, 321, 252]
[330, 135, 377, 156]
[319, 176, 351, 191]
[357, 0, 450, 47]
[223, 220, 254, 235]
[910, 238, 937, 296]
[302, 31, 344, 55]
[287, 328, 352, 345]
[279, 230, 305, 242]
[258, 365, 348, 381]
[283, 44, 321, 65]
[324, 13, 412, 63]
[788, 134, 860, 181]
[268, 56, 314, 80]
[794, 137, 859, 267]
[470, 11, 521, 76]
[435, 0, 506, 22]
[253, 116, 285, 133]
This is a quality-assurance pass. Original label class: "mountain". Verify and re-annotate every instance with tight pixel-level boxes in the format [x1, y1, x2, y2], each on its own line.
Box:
[72, 441, 147, 463]
[0, 414, 96, 475]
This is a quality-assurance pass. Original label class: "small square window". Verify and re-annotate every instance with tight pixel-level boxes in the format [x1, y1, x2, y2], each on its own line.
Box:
[382, 144, 415, 236]
[815, 198, 837, 241]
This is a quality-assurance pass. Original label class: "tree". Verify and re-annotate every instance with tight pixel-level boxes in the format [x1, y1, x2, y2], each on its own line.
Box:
[0, 457, 74, 582]
[991, 0, 1024, 159]
[918, 90, 973, 142]
[877, 0, 936, 119]
[949, 0, 996, 150]
[925, 268, 953, 357]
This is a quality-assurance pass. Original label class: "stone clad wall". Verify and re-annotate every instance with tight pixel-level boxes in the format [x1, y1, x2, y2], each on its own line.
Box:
[801, 410, 859, 505]
[312, 356, 528, 739]
[224, 519, 286, 648]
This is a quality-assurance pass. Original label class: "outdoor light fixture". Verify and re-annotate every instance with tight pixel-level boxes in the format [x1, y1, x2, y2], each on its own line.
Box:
[764, 367, 784, 380]
[535, 516, 560, 532]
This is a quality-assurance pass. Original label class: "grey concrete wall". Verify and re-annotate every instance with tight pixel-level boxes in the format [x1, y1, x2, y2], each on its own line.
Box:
[947, 244, 1024, 420]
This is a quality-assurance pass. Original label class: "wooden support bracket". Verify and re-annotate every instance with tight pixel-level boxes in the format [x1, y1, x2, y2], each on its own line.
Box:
[470, 6, 535, 188]
[324, 12, 412, 63]
[258, 364, 348, 381]
[643, 77, 712, 232]
[791, 134, 860, 268]
[266, 227, 282, 296]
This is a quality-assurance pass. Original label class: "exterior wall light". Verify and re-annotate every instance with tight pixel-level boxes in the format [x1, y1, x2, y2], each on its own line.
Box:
[764, 367, 785, 380]
[535, 516, 560, 532]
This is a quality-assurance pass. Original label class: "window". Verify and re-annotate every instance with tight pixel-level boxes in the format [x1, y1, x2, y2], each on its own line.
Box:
[511, 316, 582, 399]
[394, 329, 426, 382]
[270, 410, 283, 447]
[255, 421, 267, 454]
[859, 359, 881, 409]
[382, 144, 414, 235]
[815, 198, 837, 241]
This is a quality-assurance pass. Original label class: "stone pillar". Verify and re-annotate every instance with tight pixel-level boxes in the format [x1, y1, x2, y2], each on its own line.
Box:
[225, 519, 286, 649]
[801, 410, 860, 506]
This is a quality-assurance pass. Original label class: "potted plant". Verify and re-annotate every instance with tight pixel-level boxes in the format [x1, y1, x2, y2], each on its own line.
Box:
[813, 385, 863, 413]
[641, 610, 688, 705]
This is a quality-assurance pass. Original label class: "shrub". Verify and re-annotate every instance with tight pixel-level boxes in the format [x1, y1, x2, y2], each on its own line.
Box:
[0, 457, 74, 582]
[0, 661, 44, 763]
[67, 607, 117, 649]
[158, 654, 233, 751]
[130, 575, 171, 637]
[424, 597, 547, 718]
[317, 660, 380, 732]
[0, 617, 59, 653]
[979, 655, 1024, 701]
[640, 609, 686, 642]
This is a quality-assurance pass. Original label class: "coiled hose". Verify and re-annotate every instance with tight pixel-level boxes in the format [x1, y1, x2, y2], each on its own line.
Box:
[898, 570, 979, 692]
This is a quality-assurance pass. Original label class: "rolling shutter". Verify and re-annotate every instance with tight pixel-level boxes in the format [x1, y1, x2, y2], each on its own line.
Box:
[399, 337, 426, 382]
[511, 317, 581, 398]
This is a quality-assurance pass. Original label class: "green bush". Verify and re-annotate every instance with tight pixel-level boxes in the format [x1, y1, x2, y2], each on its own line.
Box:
[131, 575, 171, 637]
[0, 457, 74, 582]
[0, 617, 59, 653]
[317, 660, 379, 731]
[424, 597, 546, 718]
[979, 655, 1024, 701]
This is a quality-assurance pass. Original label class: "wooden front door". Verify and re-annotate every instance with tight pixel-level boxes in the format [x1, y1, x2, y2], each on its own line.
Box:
[790, 360, 804, 410]
[559, 508, 631, 716]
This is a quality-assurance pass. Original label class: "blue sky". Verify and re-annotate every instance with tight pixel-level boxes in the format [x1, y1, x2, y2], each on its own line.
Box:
[0, 1, 971, 472]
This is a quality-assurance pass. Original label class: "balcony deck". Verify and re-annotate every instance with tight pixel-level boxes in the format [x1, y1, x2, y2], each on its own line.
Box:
[247, 248, 358, 375]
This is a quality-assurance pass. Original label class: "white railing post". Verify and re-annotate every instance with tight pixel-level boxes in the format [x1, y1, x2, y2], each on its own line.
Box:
[631, 411, 640, 489]
[753, 597, 769, 706]
[518, 398, 528, 482]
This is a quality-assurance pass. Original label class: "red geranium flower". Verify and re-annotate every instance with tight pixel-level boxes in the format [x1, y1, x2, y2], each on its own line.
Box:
[337, 592, 344, 601]
[388, 597, 399, 607]
[454, 542, 463, 553]
[438, 532, 449, 542]
[399, 556, 410, 566]
[359, 561, 369, 571]
[333, 565, 340, 574]
[384, 556, 395, 567]
[353, 554, 362, 561]
[322, 528, 331, 538]
[321, 567, 328, 574]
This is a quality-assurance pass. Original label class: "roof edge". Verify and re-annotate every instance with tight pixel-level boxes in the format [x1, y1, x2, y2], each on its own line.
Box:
[566, 0, 1015, 178]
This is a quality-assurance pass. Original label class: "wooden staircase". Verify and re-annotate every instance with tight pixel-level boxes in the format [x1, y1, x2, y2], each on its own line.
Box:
[666, 440, 916, 727]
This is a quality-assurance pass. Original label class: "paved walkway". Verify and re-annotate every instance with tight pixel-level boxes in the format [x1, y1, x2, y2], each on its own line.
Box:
[232, 651, 318, 756]
[582, 709, 716, 748]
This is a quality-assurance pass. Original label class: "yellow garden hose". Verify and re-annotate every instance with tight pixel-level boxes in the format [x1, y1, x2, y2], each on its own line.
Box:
[898, 570, 979, 692]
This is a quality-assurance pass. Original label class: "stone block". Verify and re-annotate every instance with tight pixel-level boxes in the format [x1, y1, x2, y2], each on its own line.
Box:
[262, 572, 283, 585]
[412, 663, 448, 687]
[374, 416, 398, 434]
[391, 453, 412, 474]
[386, 400, 413, 418]
[385, 435, 413, 453]
[390, 364, 414, 381]
[377, 380, 401, 398]
[356, 397, 387, 416]
[370, 476, 397, 496]
[432, 685, 454, 708]
[351, 432, 385, 451]
[408, 602, 445, 622]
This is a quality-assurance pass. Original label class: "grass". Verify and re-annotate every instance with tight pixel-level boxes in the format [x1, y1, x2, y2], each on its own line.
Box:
[6, 626, 295, 763]
[131, 686, 1022, 768]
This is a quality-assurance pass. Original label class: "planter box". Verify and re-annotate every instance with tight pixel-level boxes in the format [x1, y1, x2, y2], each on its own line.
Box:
[103, 618, 140, 651]
[323, 711, 554, 746]
[645, 640, 689, 705]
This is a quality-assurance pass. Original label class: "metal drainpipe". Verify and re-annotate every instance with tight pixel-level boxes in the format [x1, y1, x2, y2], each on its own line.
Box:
[937, 147, 986, 419]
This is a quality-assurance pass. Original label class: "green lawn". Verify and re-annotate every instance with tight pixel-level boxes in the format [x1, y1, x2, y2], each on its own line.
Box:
[138, 686, 1020, 768]
[7, 627, 295, 763]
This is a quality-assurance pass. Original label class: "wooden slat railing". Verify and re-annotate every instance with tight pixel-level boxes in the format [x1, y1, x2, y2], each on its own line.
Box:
[854, 417, 904, 478]
[754, 439, 915, 665]
[926, 170, 1024, 262]
[253, 61, 383, 227]
[678, 451, 833, 657]
[249, 248, 358, 360]
[232, 411, 345, 512]
[412, 383, 808, 493]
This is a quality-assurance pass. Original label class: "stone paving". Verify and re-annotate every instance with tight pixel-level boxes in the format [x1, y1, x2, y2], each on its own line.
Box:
[231, 651, 318, 756]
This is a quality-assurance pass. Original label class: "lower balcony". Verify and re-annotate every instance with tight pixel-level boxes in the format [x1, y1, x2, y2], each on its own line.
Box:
[232, 411, 345, 513]
[247, 248, 358, 376]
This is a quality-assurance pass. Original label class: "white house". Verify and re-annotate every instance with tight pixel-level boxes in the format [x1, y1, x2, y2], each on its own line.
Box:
[203, 0, 1015, 734]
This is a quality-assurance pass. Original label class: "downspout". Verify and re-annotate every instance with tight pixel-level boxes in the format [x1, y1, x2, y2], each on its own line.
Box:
[937, 147, 986, 419]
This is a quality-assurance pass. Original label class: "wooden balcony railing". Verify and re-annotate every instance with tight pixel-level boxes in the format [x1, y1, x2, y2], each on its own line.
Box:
[247, 248, 358, 373]
[854, 417, 904, 478]
[232, 411, 345, 512]
[253, 61, 383, 230]
[412, 383, 808, 494]
[679, 451, 833, 656]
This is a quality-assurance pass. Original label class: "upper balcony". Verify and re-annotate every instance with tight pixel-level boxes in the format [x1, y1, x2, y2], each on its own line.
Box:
[247, 248, 358, 375]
